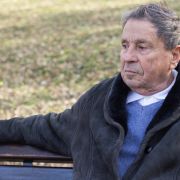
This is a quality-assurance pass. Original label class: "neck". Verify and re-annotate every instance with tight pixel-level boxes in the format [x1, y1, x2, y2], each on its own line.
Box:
[132, 73, 175, 96]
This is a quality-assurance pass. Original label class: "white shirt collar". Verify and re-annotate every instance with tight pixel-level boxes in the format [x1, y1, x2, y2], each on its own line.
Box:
[126, 70, 178, 106]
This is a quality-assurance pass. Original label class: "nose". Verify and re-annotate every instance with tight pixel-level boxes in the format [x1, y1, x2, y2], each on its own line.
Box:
[121, 46, 137, 62]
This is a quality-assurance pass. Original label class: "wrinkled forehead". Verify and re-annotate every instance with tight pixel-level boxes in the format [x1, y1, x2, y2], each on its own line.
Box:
[121, 19, 160, 44]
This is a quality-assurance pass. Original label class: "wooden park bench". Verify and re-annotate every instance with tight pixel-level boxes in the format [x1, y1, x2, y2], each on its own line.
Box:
[0, 144, 73, 180]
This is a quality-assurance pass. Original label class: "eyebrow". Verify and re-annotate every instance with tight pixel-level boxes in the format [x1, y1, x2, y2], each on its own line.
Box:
[135, 39, 150, 44]
[121, 38, 152, 45]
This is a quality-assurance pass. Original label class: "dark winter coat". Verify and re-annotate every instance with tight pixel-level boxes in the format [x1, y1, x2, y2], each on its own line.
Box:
[0, 66, 180, 180]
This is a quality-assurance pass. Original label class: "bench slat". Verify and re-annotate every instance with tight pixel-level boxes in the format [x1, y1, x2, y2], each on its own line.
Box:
[0, 166, 73, 180]
[0, 144, 72, 163]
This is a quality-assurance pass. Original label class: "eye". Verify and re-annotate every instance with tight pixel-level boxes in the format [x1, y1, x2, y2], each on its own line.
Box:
[138, 45, 147, 50]
[122, 43, 128, 49]
[138, 46, 146, 50]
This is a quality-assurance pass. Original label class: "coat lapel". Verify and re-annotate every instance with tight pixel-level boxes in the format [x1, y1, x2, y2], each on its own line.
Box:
[90, 74, 129, 176]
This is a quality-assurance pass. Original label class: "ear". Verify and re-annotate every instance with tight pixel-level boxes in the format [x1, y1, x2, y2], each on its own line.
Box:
[170, 45, 180, 69]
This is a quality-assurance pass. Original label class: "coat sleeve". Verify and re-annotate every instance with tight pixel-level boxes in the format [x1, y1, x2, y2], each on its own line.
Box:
[0, 78, 111, 156]
[0, 97, 82, 156]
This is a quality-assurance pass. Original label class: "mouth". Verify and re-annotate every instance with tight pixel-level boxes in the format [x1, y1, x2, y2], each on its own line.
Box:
[124, 69, 137, 74]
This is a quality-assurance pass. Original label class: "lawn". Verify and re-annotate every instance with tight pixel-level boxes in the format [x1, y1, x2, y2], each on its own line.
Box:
[0, 0, 179, 118]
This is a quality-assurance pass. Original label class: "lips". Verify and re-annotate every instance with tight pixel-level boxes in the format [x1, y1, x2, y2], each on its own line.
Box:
[124, 69, 137, 74]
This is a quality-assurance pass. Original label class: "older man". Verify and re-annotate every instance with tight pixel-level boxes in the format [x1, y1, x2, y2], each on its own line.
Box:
[0, 3, 179, 180]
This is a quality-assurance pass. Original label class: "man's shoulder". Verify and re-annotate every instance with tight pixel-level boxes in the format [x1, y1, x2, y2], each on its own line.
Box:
[85, 74, 118, 95]
[77, 74, 120, 103]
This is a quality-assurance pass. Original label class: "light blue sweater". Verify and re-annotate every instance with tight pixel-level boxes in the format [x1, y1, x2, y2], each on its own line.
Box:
[119, 100, 164, 177]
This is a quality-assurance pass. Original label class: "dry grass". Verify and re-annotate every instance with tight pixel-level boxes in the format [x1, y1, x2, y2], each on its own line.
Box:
[0, 0, 179, 118]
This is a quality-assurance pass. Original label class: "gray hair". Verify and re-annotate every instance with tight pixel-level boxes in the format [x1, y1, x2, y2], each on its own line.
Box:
[122, 3, 180, 50]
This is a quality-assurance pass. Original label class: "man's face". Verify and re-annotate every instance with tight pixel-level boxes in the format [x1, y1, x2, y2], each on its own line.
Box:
[120, 19, 179, 95]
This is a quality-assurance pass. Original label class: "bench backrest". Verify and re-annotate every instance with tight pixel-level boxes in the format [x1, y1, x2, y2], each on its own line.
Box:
[0, 144, 73, 180]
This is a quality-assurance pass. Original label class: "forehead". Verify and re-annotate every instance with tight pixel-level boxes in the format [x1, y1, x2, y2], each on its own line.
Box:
[121, 19, 159, 43]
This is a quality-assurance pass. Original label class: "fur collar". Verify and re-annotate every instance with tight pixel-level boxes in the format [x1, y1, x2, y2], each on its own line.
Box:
[105, 64, 180, 132]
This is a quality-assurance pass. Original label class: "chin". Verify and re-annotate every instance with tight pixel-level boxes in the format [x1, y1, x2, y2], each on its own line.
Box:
[123, 78, 142, 89]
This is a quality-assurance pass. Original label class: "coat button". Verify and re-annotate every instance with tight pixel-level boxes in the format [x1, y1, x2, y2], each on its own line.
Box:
[145, 146, 153, 153]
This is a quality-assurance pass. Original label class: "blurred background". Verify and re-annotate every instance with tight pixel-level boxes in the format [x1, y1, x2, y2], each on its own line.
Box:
[0, 0, 179, 118]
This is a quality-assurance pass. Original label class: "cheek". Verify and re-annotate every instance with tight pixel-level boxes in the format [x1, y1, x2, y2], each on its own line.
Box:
[140, 53, 157, 72]
[120, 62, 124, 71]
[120, 57, 125, 71]
[140, 58, 164, 79]
[140, 62, 157, 80]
